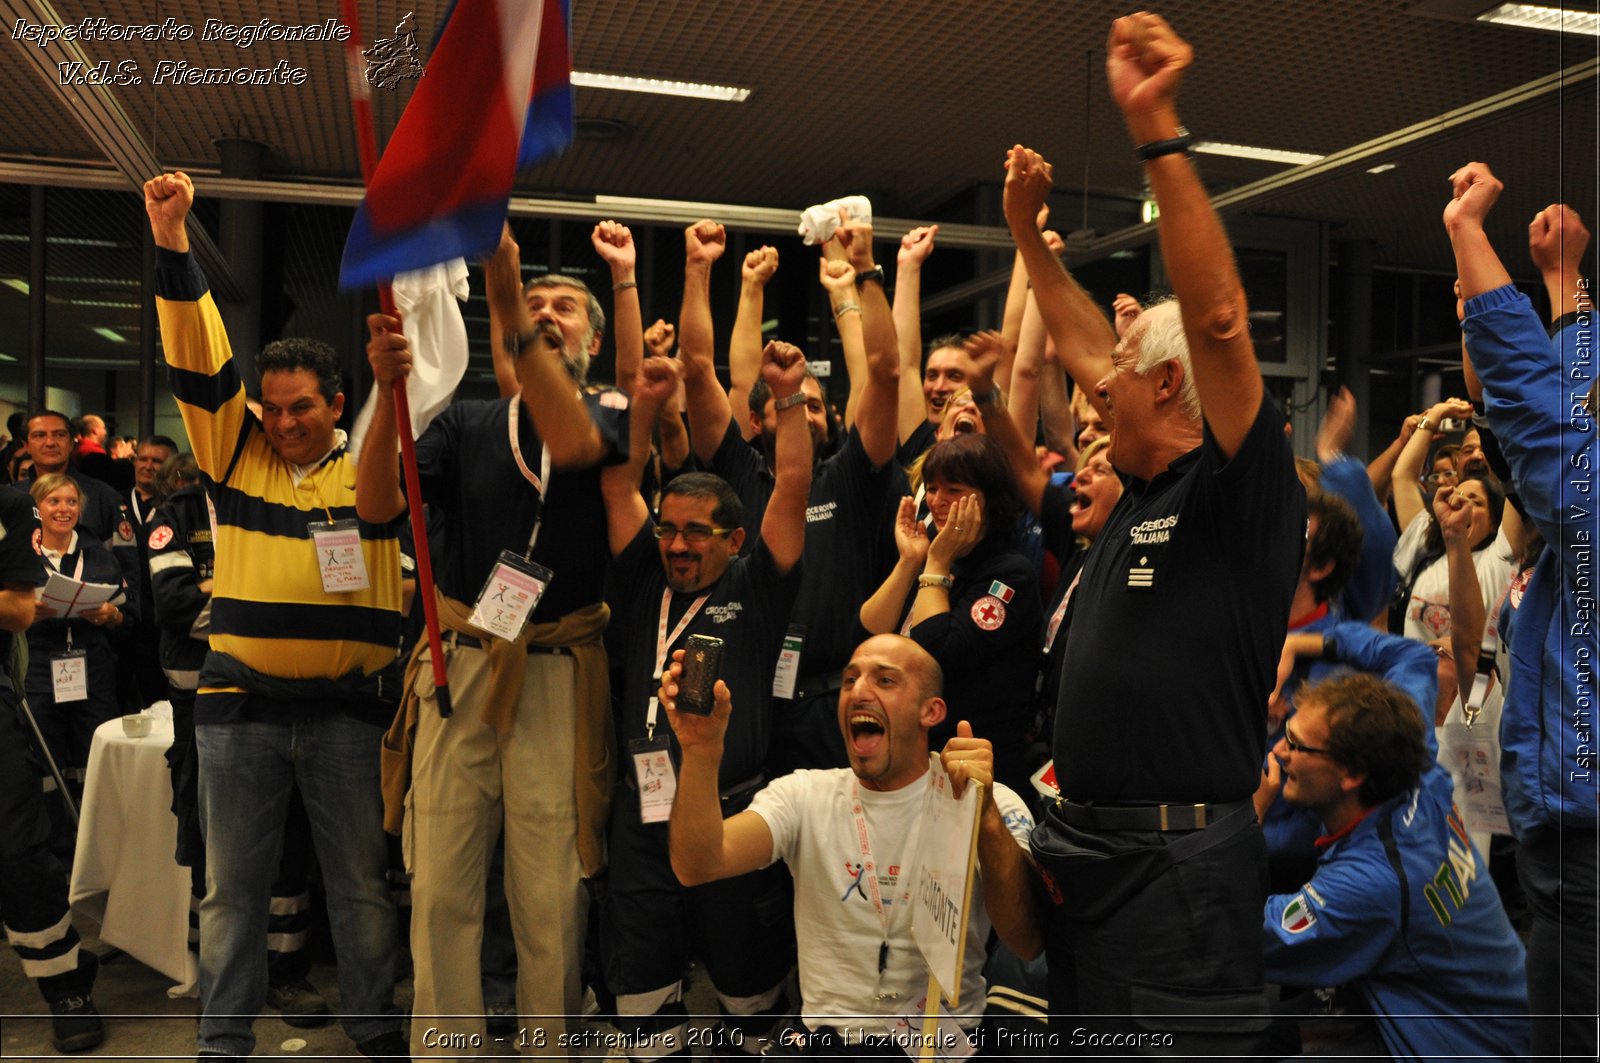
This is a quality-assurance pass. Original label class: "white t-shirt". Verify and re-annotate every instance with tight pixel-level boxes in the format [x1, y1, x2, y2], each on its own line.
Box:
[1393, 513, 1515, 644]
[747, 763, 1033, 1040]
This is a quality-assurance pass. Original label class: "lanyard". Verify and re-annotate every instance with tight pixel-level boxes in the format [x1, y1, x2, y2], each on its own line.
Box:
[849, 777, 923, 999]
[507, 394, 553, 558]
[1043, 568, 1083, 653]
[129, 490, 148, 527]
[645, 587, 710, 740]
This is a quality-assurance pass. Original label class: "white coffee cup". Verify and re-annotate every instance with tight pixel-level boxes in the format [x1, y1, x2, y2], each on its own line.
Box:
[121, 713, 153, 738]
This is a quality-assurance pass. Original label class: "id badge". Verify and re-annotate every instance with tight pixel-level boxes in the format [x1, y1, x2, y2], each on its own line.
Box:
[772, 626, 803, 700]
[468, 551, 554, 642]
[51, 650, 88, 703]
[308, 519, 370, 594]
[629, 732, 678, 824]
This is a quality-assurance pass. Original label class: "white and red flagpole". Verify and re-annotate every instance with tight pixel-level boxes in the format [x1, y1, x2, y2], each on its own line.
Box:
[340, 0, 453, 717]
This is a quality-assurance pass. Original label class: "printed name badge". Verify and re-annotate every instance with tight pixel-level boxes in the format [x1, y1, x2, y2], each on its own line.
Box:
[51, 650, 88, 703]
[772, 627, 804, 700]
[308, 519, 370, 594]
[468, 551, 554, 642]
[629, 732, 678, 824]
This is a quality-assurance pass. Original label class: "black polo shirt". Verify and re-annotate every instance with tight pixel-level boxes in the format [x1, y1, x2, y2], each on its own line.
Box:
[414, 394, 627, 621]
[1053, 393, 1305, 804]
[907, 537, 1043, 796]
[897, 420, 938, 467]
[612, 523, 801, 788]
[711, 417, 905, 676]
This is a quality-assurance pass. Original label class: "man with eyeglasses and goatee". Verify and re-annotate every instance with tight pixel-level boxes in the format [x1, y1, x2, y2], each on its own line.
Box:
[596, 344, 811, 1061]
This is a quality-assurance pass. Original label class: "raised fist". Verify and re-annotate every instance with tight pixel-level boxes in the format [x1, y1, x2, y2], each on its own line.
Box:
[1106, 12, 1192, 120]
[591, 220, 636, 271]
[1443, 162, 1502, 232]
[743, 246, 779, 286]
[1003, 146, 1055, 231]
[685, 219, 726, 264]
[760, 340, 807, 398]
[898, 226, 938, 269]
[143, 171, 194, 251]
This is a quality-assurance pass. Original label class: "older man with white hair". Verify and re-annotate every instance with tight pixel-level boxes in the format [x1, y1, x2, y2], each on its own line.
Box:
[1000, 12, 1306, 1055]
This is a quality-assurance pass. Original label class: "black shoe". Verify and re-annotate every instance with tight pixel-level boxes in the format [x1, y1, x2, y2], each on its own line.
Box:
[485, 1002, 517, 1037]
[266, 978, 332, 1029]
[50, 994, 104, 1054]
[356, 1030, 411, 1063]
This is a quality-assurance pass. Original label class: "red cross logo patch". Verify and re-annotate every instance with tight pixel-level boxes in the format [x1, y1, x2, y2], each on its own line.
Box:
[971, 594, 1006, 630]
[148, 525, 174, 551]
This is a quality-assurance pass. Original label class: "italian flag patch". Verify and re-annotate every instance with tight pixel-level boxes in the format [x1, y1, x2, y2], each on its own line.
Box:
[1281, 894, 1317, 934]
[987, 581, 1015, 603]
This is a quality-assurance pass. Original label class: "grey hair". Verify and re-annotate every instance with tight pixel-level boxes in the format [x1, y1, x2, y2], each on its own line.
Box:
[1131, 299, 1202, 422]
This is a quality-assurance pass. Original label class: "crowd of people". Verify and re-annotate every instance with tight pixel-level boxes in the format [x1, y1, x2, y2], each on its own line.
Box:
[0, 11, 1592, 1062]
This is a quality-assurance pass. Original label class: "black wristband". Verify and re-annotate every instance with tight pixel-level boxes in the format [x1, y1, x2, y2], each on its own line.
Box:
[1135, 127, 1193, 162]
[854, 266, 886, 288]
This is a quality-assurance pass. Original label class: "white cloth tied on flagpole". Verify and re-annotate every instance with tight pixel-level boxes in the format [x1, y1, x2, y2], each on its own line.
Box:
[349, 258, 471, 458]
[797, 195, 873, 245]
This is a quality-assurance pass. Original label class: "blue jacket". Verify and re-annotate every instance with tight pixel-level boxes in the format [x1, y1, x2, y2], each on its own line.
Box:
[1319, 455, 1399, 624]
[1264, 620, 1438, 876]
[1264, 686, 1529, 1061]
[1462, 285, 1597, 840]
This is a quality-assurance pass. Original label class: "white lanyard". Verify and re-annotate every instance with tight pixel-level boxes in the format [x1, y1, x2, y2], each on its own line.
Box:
[849, 777, 923, 999]
[129, 490, 148, 527]
[506, 394, 553, 557]
[1464, 588, 1506, 726]
[645, 587, 710, 740]
[1043, 568, 1083, 653]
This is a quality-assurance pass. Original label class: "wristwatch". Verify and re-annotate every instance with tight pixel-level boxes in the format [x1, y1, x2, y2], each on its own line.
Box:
[854, 266, 886, 288]
[916, 573, 954, 590]
[773, 392, 808, 412]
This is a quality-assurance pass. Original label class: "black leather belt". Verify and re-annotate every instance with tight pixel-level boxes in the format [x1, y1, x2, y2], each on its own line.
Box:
[450, 632, 570, 656]
[1054, 798, 1252, 832]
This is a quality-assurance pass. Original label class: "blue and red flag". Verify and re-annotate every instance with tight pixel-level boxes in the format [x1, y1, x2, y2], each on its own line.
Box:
[339, 0, 573, 289]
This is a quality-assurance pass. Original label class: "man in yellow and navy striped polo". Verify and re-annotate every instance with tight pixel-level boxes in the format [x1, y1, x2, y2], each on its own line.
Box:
[144, 170, 408, 1063]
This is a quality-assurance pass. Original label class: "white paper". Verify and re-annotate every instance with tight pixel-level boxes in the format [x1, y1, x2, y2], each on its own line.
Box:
[37, 570, 119, 619]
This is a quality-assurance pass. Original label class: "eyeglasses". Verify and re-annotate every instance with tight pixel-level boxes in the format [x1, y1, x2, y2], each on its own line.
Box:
[652, 522, 734, 545]
[1423, 472, 1458, 487]
[1282, 722, 1334, 758]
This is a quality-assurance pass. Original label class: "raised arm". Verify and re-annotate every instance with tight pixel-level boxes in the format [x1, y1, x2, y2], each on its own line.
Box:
[1107, 13, 1259, 458]
[730, 246, 779, 439]
[757, 341, 814, 575]
[144, 171, 250, 482]
[357, 310, 411, 522]
[663, 660, 776, 886]
[1528, 202, 1592, 323]
[593, 220, 641, 396]
[680, 220, 735, 465]
[602, 358, 679, 556]
[894, 225, 938, 444]
[1037, 343, 1077, 459]
[1006, 287, 1048, 445]
[968, 332, 1049, 517]
[486, 229, 606, 469]
[1393, 397, 1474, 531]
[485, 224, 522, 400]
[1002, 148, 1115, 420]
[1434, 485, 1488, 709]
[834, 215, 901, 467]
[1367, 413, 1423, 507]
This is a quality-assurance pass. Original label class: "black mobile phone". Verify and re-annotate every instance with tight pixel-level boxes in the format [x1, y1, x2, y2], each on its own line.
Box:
[676, 634, 724, 716]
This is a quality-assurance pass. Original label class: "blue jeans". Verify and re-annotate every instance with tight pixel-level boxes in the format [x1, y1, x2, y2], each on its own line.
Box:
[196, 716, 401, 1056]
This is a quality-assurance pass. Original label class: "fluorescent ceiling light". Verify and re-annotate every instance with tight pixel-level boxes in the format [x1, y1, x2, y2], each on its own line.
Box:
[90, 327, 126, 343]
[1478, 3, 1600, 35]
[571, 71, 751, 102]
[0, 234, 120, 248]
[1367, 163, 1398, 174]
[72, 299, 140, 309]
[1194, 141, 1324, 166]
[2, 279, 27, 295]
